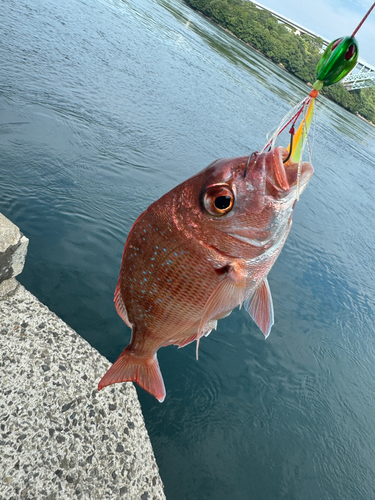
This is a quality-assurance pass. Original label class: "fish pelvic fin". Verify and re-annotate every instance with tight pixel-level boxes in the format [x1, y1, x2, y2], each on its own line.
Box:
[244, 278, 274, 338]
[197, 268, 246, 359]
[98, 347, 166, 403]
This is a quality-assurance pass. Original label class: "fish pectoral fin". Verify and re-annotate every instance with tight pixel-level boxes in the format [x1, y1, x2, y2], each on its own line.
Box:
[98, 347, 166, 403]
[244, 278, 274, 338]
[196, 270, 246, 359]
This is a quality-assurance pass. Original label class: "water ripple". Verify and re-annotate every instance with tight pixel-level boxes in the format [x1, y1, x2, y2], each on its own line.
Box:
[2, 0, 375, 498]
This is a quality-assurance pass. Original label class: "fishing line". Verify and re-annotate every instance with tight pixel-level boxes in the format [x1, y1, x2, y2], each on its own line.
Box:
[261, 97, 308, 155]
[351, 2, 375, 37]
[257, 1, 375, 170]
[305, 115, 314, 164]
[296, 104, 310, 200]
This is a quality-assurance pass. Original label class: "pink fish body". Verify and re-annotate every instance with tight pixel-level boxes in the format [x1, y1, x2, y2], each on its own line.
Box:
[98, 147, 313, 401]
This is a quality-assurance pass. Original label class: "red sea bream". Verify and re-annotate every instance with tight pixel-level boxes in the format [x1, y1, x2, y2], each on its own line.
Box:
[98, 146, 313, 401]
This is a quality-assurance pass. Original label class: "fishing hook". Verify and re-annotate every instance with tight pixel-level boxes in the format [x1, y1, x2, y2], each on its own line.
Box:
[282, 127, 295, 164]
[244, 152, 258, 178]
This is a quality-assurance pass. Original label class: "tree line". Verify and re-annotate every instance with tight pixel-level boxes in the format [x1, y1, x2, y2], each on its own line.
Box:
[185, 0, 375, 124]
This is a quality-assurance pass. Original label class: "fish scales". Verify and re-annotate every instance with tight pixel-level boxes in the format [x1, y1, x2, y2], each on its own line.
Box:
[99, 147, 314, 402]
[121, 210, 220, 336]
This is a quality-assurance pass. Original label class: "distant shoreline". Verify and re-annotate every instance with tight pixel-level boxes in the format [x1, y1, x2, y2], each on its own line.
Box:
[356, 113, 375, 127]
[185, 0, 375, 126]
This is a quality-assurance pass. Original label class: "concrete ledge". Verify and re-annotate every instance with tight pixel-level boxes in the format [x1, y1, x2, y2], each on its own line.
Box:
[0, 277, 19, 298]
[0, 213, 29, 298]
[0, 284, 166, 500]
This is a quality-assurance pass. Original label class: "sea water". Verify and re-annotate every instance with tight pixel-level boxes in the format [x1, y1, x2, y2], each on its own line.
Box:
[1, 0, 375, 498]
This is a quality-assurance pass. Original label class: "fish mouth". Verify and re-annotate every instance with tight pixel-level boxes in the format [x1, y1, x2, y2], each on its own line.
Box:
[265, 147, 314, 198]
[226, 227, 272, 247]
[282, 149, 314, 195]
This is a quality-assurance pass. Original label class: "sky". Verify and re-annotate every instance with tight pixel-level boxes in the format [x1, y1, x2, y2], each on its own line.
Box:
[256, 0, 375, 66]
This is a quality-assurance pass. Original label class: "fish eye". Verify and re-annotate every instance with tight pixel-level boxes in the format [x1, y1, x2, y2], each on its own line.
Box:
[202, 184, 234, 216]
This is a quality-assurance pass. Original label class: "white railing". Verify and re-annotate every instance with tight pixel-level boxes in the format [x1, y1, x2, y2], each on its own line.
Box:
[342, 68, 375, 90]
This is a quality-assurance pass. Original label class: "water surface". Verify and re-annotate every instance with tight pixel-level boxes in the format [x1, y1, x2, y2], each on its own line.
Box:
[1, 0, 375, 498]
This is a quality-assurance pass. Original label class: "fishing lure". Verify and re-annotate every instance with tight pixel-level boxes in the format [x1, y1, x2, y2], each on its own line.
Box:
[264, 1, 375, 195]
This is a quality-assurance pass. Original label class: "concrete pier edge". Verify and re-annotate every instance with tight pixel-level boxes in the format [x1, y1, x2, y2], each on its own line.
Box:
[0, 213, 166, 500]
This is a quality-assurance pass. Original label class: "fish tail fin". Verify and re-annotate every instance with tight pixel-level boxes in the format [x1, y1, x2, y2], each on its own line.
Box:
[98, 347, 166, 403]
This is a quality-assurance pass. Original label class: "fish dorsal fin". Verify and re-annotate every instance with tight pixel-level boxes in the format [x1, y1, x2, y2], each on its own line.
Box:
[114, 282, 132, 328]
[244, 278, 274, 338]
[98, 346, 166, 403]
[197, 267, 246, 359]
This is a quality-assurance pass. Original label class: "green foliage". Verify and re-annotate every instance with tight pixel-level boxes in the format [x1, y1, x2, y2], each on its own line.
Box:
[185, 0, 375, 124]
[357, 87, 375, 122]
[321, 84, 360, 113]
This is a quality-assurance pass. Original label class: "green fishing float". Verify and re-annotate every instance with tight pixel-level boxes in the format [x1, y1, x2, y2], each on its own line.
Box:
[261, 1, 375, 198]
[262, 34, 362, 161]
[314, 36, 359, 89]
[314, 0, 374, 89]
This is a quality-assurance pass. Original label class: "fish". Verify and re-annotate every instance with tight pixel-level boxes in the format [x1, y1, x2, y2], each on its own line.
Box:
[98, 146, 313, 402]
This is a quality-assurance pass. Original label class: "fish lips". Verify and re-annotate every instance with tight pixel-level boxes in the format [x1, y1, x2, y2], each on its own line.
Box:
[283, 158, 314, 197]
[267, 146, 314, 198]
[243, 147, 313, 202]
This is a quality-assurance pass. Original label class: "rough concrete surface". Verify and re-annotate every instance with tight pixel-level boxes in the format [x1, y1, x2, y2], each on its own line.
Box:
[0, 213, 29, 289]
[0, 278, 18, 298]
[0, 283, 166, 500]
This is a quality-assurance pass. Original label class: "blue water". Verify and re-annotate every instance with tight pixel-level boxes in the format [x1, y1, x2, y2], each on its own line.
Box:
[1, 0, 375, 498]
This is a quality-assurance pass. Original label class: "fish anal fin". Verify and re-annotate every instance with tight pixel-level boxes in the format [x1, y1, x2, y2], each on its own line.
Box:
[175, 320, 217, 349]
[98, 347, 166, 403]
[177, 333, 198, 349]
[114, 282, 132, 328]
[162, 333, 198, 348]
[244, 278, 274, 338]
